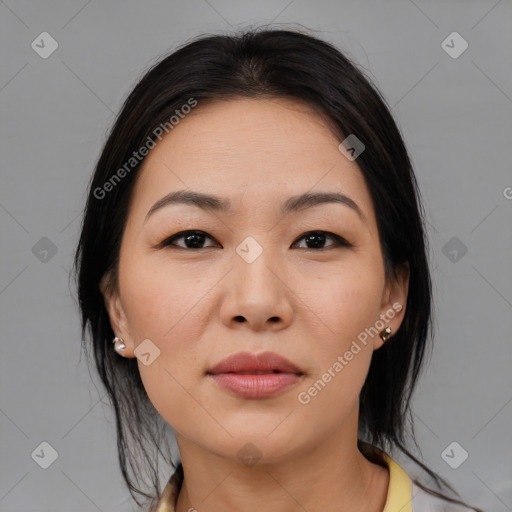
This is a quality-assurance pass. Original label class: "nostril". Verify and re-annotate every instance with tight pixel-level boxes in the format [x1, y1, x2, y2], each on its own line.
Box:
[234, 316, 245, 323]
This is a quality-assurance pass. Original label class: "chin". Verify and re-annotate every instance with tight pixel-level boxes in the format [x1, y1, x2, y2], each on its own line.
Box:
[211, 425, 307, 465]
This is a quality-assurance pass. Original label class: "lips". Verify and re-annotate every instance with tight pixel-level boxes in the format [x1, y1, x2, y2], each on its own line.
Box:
[208, 351, 304, 375]
[207, 351, 305, 399]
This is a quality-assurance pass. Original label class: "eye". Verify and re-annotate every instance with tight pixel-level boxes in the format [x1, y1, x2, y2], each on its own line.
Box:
[158, 230, 352, 251]
[159, 230, 219, 250]
[292, 231, 353, 250]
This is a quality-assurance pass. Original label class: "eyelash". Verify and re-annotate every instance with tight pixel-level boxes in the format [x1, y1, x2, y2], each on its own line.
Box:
[158, 230, 353, 251]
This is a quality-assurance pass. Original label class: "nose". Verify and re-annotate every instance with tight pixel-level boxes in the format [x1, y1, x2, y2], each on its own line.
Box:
[219, 245, 293, 332]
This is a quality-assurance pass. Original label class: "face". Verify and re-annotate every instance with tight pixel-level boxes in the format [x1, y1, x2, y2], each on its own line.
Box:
[102, 97, 409, 464]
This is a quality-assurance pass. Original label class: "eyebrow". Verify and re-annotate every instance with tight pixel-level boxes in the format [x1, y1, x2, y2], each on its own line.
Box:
[145, 189, 366, 224]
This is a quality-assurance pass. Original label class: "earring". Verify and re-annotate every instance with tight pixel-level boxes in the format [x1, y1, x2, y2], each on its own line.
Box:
[379, 327, 392, 342]
[113, 336, 126, 352]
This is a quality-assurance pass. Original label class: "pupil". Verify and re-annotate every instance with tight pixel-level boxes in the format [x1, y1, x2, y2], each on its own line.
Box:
[306, 232, 325, 249]
[185, 233, 204, 248]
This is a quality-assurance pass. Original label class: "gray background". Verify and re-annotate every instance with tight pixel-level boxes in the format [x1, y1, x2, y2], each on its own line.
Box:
[1, 1, 511, 511]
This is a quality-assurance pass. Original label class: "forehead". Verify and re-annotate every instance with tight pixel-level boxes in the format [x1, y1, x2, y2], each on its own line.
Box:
[144, 97, 343, 170]
[130, 97, 376, 224]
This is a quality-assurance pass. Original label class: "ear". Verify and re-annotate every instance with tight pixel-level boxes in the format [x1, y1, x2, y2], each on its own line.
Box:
[100, 272, 135, 358]
[373, 262, 410, 351]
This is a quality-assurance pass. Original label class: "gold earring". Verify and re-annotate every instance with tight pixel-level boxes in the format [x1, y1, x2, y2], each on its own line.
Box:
[379, 327, 392, 342]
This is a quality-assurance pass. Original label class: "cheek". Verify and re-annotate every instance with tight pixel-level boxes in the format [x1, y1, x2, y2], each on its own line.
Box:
[119, 251, 211, 341]
[295, 258, 384, 406]
[308, 259, 384, 346]
[118, 254, 216, 418]
[294, 274, 380, 426]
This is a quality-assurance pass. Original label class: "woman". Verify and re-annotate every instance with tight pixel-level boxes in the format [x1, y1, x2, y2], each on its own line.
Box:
[74, 28, 482, 512]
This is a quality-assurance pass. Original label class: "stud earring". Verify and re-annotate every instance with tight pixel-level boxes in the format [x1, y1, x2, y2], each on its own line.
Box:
[113, 336, 126, 353]
[379, 327, 392, 342]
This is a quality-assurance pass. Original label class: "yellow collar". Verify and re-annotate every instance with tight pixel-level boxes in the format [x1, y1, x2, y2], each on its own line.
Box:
[155, 454, 413, 512]
[381, 453, 413, 512]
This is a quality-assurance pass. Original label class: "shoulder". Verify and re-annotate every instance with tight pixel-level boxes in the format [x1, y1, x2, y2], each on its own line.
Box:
[382, 453, 475, 512]
[411, 481, 475, 512]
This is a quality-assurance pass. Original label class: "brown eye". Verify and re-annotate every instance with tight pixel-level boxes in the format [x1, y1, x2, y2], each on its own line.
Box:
[292, 231, 352, 250]
[160, 230, 219, 249]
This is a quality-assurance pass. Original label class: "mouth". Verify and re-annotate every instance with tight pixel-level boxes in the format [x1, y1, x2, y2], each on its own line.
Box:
[232, 370, 287, 374]
[208, 372, 304, 399]
[207, 351, 305, 399]
[207, 350, 304, 374]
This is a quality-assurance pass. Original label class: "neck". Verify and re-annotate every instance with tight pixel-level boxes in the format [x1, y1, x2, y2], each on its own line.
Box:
[174, 416, 389, 512]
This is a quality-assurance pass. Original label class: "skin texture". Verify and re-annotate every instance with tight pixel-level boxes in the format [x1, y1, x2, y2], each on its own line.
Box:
[101, 97, 410, 512]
